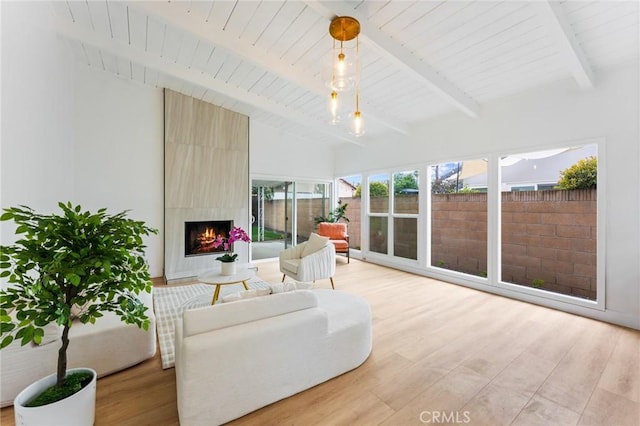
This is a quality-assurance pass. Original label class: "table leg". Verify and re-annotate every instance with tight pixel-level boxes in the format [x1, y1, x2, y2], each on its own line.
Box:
[242, 280, 249, 290]
[211, 285, 221, 304]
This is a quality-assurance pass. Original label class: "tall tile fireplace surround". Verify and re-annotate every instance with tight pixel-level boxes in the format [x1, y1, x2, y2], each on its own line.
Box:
[164, 89, 249, 281]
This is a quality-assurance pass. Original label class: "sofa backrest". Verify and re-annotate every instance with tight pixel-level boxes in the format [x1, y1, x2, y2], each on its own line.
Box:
[181, 290, 319, 337]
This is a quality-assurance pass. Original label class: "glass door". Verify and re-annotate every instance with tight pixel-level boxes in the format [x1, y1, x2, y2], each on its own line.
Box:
[251, 180, 293, 260]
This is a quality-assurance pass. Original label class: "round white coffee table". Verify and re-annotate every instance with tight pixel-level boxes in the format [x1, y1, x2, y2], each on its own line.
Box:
[198, 267, 256, 304]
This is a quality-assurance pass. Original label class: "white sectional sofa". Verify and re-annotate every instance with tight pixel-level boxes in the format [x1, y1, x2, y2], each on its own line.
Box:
[175, 289, 372, 426]
[0, 290, 156, 407]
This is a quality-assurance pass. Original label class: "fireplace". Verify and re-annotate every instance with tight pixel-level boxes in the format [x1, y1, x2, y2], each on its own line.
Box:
[184, 220, 233, 257]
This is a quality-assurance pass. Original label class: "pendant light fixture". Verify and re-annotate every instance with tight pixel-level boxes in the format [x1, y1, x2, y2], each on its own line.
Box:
[328, 16, 364, 137]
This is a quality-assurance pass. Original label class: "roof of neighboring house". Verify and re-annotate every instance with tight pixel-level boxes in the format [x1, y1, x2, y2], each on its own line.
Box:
[338, 178, 357, 191]
[462, 145, 597, 187]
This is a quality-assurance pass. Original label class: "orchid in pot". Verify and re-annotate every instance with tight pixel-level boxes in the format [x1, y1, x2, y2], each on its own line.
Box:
[213, 226, 251, 275]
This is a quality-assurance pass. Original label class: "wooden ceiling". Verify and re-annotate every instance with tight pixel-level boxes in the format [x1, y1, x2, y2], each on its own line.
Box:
[52, 1, 639, 146]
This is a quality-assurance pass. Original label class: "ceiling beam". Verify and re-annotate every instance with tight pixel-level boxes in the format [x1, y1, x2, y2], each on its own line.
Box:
[126, 1, 409, 136]
[535, 1, 594, 89]
[308, 0, 480, 118]
[54, 19, 364, 146]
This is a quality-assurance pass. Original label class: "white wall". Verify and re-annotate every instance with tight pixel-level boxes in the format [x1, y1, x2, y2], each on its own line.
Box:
[335, 63, 640, 328]
[74, 65, 164, 277]
[1, 1, 75, 222]
[0, 2, 164, 278]
[250, 121, 334, 181]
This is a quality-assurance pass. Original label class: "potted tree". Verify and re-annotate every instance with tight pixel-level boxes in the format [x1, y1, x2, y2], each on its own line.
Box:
[313, 200, 350, 225]
[0, 202, 157, 425]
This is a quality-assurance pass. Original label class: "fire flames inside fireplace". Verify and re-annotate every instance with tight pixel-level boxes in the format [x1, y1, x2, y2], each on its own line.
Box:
[184, 220, 233, 257]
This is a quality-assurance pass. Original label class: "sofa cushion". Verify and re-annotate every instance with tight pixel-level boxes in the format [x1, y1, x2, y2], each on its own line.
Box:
[182, 290, 319, 337]
[330, 240, 349, 251]
[221, 288, 272, 303]
[269, 282, 314, 293]
[281, 258, 300, 274]
[301, 233, 329, 257]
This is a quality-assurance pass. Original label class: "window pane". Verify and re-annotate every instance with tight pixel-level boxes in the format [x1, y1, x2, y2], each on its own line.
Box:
[296, 182, 330, 243]
[250, 180, 290, 260]
[393, 171, 419, 214]
[394, 217, 417, 260]
[430, 160, 488, 277]
[500, 145, 597, 300]
[369, 216, 388, 254]
[338, 175, 361, 249]
[368, 174, 389, 213]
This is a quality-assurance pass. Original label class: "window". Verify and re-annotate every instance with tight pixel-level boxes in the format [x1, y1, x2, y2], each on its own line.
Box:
[430, 160, 487, 278]
[251, 179, 332, 260]
[337, 175, 361, 250]
[296, 182, 330, 243]
[499, 145, 598, 300]
[393, 170, 419, 260]
[346, 141, 601, 311]
[368, 174, 389, 254]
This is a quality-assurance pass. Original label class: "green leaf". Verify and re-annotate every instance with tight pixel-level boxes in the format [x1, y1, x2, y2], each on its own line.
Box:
[33, 328, 43, 345]
[1, 322, 15, 333]
[66, 274, 81, 286]
[15, 225, 28, 234]
[0, 335, 14, 349]
[19, 327, 33, 345]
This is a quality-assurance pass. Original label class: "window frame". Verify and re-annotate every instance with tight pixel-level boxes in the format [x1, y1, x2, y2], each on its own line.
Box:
[493, 140, 605, 311]
[362, 168, 424, 265]
[424, 138, 604, 311]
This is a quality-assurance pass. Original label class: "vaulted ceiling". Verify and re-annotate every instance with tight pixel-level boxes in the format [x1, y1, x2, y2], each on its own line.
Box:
[52, 1, 639, 146]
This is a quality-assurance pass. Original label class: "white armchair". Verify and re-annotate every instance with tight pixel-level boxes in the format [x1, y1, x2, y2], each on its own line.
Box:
[279, 233, 336, 289]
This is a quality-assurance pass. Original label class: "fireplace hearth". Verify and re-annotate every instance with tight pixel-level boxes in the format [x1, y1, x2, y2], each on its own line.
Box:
[185, 220, 233, 257]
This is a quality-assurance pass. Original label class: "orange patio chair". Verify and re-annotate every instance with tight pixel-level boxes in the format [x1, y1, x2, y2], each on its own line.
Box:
[317, 222, 350, 263]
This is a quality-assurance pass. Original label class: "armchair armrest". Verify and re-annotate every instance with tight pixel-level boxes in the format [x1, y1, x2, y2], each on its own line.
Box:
[296, 243, 336, 281]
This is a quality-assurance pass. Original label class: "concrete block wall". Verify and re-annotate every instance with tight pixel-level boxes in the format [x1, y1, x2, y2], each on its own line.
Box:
[431, 192, 488, 277]
[500, 189, 597, 299]
[432, 189, 597, 300]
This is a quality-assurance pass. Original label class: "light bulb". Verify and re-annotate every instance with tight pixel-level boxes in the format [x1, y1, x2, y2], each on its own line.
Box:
[329, 91, 340, 125]
[327, 46, 355, 92]
[350, 111, 364, 137]
[337, 52, 346, 77]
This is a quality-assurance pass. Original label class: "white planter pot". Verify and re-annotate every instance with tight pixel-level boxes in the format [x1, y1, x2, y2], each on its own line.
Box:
[14, 367, 97, 426]
[220, 261, 237, 276]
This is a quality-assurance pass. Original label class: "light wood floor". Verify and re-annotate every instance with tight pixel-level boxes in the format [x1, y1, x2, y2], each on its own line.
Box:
[2, 259, 638, 425]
